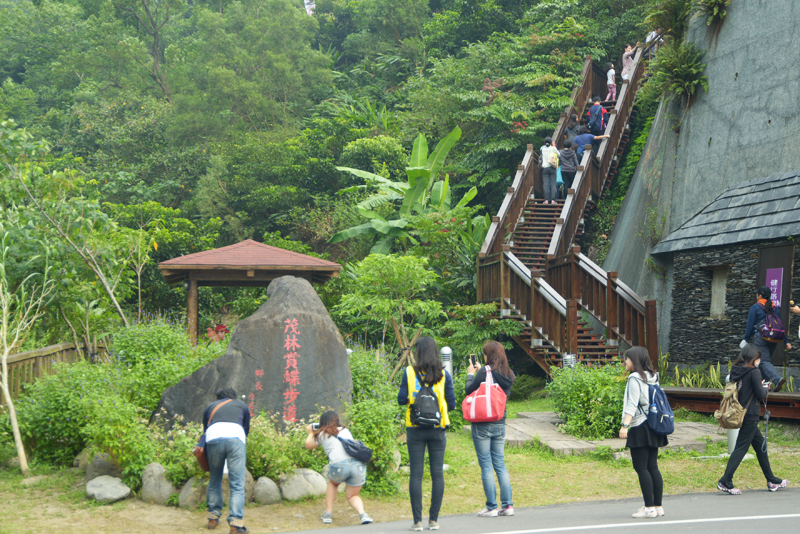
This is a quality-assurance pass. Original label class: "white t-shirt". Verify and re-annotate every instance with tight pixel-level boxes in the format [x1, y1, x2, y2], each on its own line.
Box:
[607, 69, 615, 85]
[206, 422, 246, 445]
[318, 427, 354, 464]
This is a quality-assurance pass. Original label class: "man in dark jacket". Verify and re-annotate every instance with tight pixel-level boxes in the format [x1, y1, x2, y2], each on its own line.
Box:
[585, 96, 608, 154]
[741, 286, 792, 391]
[559, 140, 580, 190]
[204, 388, 251, 533]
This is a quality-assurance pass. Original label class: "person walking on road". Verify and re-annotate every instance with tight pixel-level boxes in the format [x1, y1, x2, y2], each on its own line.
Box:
[742, 286, 792, 392]
[398, 336, 456, 531]
[304, 410, 373, 525]
[466, 341, 516, 518]
[619, 347, 667, 519]
[203, 388, 251, 533]
[718, 344, 789, 495]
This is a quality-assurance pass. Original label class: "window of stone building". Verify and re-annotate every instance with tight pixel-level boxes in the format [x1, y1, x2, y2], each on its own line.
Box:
[710, 268, 729, 318]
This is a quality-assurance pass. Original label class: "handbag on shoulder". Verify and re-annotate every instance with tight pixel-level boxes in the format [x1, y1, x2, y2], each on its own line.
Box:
[194, 398, 233, 472]
[462, 366, 507, 423]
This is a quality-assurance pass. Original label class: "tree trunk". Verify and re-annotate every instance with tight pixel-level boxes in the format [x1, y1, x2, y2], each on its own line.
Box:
[0, 362, 30, 476]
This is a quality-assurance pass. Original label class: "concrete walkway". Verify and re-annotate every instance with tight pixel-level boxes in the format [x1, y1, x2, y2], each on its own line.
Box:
[467, 412, 727, 456]
[295, 488, 800, 534]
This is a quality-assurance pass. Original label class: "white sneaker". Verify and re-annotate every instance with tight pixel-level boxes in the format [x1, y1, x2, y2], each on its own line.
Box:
[477, 508, 498, 517]
[632, 507, 657, 518]
[655, 506, 664, 516]
[498, 506, 515, 516]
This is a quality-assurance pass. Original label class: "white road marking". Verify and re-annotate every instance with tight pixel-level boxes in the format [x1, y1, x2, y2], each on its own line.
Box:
[481, 514, 800, 534]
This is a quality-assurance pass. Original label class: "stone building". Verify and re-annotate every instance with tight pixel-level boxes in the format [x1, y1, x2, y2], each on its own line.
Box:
[651, 170, 800, 373]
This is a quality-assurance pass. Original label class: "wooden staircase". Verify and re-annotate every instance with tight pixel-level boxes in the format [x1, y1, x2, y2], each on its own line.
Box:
[477, 52, 658, 375]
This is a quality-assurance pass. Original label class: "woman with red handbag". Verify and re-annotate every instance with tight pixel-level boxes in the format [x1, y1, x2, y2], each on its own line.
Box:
[465, 341, 515, 517]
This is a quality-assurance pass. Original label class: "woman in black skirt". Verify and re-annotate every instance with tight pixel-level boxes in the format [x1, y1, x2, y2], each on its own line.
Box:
[619, 347, 667, 518]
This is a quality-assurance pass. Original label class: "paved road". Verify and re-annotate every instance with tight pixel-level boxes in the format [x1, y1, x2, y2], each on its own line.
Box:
[296, 488, 800, 534]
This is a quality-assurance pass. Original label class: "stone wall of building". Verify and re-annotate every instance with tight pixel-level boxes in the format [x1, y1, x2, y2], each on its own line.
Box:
[670, 240, 800, 369]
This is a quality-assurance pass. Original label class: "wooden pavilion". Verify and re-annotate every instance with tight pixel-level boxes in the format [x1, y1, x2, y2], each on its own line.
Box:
[158, 239, 342, 345]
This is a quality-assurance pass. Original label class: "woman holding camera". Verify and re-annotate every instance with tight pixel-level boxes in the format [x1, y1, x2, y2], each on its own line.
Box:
[465, 341, 516, 517]
[305, 410, 373, 525]
[717, 344, 789, 495]
[398, 336, 456, 531]
[619, 347, 667, 518]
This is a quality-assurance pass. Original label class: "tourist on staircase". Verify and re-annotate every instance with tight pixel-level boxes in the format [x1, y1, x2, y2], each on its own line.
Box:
[564, 113, 581, 146]
[573, 126, 610, 160]
[621, 43, 637, 81]
[559, 140, 579, 191]
[605, 62, 617, 101]
[741, 286, 791, 392]
[619, 347, 667, 519]
[465, 341, 516, 518]
[398, 336, 456, 531]
[304, 410, 374, 525]
[586, 97, 609, 154]
[717, 344, 789, 495]
[540, 137, 559, 204]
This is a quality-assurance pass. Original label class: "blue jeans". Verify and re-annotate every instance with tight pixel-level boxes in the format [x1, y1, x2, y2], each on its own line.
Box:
[754, 335, 782, 384]
[207, 438, 246, 526]
[471, 422, 512, 510]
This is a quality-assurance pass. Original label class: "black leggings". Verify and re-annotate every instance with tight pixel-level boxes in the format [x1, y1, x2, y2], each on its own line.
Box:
[630, 446, 663, 507]
[719, 417, 781, 488]
[407, 427, 447, 523]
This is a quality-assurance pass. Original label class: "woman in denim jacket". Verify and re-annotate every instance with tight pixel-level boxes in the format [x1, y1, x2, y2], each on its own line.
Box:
[305, 411, 373, 525]
[465, 341, 516, 517]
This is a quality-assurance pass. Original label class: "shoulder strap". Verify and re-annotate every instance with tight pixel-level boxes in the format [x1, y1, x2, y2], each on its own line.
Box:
[208, 398, 233, 426]
[484, 365, 494, 386]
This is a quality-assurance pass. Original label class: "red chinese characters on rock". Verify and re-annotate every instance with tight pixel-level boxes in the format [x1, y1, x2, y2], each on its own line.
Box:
[248, 392, 256, 417]
[282, 318, 301, 422]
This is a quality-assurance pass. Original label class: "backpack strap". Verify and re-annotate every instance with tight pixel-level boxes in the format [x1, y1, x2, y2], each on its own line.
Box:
[207, 399, 233, 430]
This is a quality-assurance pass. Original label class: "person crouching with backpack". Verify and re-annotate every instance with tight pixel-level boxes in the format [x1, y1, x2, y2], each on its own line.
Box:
[304, 410, 373, 525]
[398, 336, 456, 531]
[717, 344, 789, 495]
[619, 347, 667, 518]
[466, 341, 515, 517]
[741, 286, 792, 392]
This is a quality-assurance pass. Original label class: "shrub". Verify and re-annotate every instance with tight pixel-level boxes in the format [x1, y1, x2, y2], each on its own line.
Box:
[246, 412, 328, 481]
[16, 361, 126, 464]
[346, 398, 403, 495]
[508, 374, 545, 401]
[111, 317, 191, 367]
[447, 370, 468, 432]
[546, 363, 627, 439]
[348, 347, 396, 404]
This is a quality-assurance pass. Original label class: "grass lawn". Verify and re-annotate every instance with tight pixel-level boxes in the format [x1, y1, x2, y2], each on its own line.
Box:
[1, 400, 798, 533]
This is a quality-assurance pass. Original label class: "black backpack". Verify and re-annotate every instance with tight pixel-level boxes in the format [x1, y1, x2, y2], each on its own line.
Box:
[410, 372, 442, 427]
[587, 105, 603, 131]
[336, 435, 373, 463]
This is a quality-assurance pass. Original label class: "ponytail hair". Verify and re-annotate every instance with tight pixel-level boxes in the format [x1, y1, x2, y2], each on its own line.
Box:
[757, 285, 774, 312]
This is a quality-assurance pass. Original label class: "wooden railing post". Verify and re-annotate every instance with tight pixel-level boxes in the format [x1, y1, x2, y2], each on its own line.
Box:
[500, 246, 510, 315]
[645, 300, 659, 366]
[607, 272, 619, 346]
[566, 300, 579, 355]
[570, 246, 581, 301]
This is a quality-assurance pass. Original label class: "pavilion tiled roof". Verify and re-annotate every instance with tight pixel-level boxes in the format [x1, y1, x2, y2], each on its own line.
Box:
[159, 239, 341, 269]
[652, 169, 800, 255]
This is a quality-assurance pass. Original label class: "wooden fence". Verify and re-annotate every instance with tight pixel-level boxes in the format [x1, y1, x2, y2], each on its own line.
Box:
[2, 341, 107, 404]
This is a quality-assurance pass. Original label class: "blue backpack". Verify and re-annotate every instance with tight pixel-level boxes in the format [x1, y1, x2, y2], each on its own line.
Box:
[640, 377, 675, 436]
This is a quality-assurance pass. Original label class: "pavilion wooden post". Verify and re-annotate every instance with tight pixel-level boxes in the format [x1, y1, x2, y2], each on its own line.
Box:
[187, 279, 199, 346]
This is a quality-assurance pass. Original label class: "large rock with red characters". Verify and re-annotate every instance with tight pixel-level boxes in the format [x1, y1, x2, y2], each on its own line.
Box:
[156, 276, 352, 428]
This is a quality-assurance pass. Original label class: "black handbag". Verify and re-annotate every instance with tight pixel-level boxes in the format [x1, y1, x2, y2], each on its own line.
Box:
[336, 436, 373, 464]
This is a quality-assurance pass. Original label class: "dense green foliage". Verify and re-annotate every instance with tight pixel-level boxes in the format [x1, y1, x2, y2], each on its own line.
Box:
[547, 363, 627, 439]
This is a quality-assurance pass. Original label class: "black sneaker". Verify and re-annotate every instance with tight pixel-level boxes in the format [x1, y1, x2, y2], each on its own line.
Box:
[773, 378, 786, 393]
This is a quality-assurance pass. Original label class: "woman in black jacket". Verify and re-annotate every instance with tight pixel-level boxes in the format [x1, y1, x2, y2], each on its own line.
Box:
[465, 341, 515, 517]
[717, 344, 789, 494]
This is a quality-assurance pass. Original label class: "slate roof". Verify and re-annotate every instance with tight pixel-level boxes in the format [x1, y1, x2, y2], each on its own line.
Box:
[159, 239, 341, 270]
[651, 169, 800, 255]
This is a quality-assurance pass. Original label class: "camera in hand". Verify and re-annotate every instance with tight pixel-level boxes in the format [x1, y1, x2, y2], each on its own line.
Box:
[312, 423, 320, 430]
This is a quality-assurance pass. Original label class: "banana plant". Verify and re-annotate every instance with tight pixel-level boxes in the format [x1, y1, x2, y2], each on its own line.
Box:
[329, 126, 477, 254]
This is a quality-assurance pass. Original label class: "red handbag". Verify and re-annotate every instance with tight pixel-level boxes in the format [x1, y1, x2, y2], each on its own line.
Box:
[194, 399, 232, 472]
[462, 366, 507, 423]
